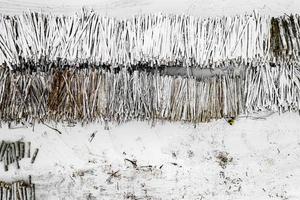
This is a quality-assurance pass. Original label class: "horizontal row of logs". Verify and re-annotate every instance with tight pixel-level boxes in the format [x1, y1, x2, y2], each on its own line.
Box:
[1, 12, 300, 70]
[0, 59, 299, 124]
[0, 11, 270, 69]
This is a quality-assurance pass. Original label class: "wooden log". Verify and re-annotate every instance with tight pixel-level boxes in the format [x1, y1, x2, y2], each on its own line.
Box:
[20, 142, 25, 159]
[0, 186, 2, 200]
[0, 141, 4, 158]
[11, 182, 15, 200]
[27, 142, 31, 158]
[6, 186, 10, 200]
[25, 187, 29, 200]
[3, 188, 6, 200]
[15, 142, 19, 159]
[0, 143, 7, 162]
[11, 143, 19, 169]
[23, 186, 28, 200]
[4, 148, 8, 171]
[17, 183, 23, 200]
[31, 149, 39, 164]
[7, 145, 12, 165]
[32, 184, 35, 200]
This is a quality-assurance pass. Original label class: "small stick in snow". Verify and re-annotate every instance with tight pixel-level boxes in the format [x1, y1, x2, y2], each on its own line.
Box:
[0, 142, 7, 161]
[124, 158, 137, 168]
[106, 170, 120, 184]
[88, 131, 97, 143]
[0, 141, 4, 156]
[11, 143, 19, 169]
[4, 148, 9, 171]
[31, 149, 39, 164]
[15, 141, 19, 159]
[27, 142, 31, 158]
[19, 142, 25, 159]
[41, 122, 62, 134]
[104, 118, 109, 130]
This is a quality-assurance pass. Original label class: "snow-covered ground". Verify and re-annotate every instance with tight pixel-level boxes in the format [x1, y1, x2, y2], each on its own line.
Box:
[1, 0, 300, 199]
[1, 112, 300, 199]
[0, 0, 300, 17]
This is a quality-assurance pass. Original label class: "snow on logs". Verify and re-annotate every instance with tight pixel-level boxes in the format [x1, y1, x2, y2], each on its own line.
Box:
[0, 11, 270, 70]
[0, 176, 35, 200]
[0, 11, 300, 123]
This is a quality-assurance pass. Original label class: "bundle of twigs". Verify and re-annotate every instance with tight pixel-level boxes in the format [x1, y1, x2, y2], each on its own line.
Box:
[0, 66, 243, 123]
[0, 141, 37, 171]
[0, 58, 298, 124]
[0, 10, 269, 70]
[0, 177, 35, 200]
[0, 11, 300, 124]
[270, 15, 300, 58]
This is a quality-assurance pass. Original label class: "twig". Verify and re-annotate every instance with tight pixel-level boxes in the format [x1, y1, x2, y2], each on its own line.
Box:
[41, 122, 62, 134]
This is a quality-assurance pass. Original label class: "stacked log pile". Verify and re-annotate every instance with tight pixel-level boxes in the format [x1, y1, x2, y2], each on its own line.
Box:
[0, 11, 269, 70]
[0, 11, 300, 123]
[0, 177, 35, 200]
[0, 60, 298, 123]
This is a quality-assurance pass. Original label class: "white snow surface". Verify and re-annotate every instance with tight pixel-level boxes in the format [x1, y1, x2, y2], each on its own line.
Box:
[1, 112, 300, 199]
[0, 0, 300, 18]
[1, 1, 300, 199]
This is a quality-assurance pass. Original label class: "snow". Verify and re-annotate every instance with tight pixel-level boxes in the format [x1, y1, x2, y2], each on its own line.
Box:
[1, 112, 300, 199]
[1, 0, 300, 199]
[1, 0, 300, 18]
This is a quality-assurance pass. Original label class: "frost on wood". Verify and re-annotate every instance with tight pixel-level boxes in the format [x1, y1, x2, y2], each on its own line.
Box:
[0, 11, 300, 123]
[0, 11, 270, 69]
[0, 61, 299, 123]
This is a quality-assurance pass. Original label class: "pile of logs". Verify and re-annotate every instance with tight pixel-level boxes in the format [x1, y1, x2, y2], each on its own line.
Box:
[0, 59, 298, 124]
[0, 176, 35, 200]
[0, 141, 38, 171]
[270, 15, 300, 58]
[0, 11, 300, 123]
[1, 11, 300, 70]
[0, 11, 270, 70]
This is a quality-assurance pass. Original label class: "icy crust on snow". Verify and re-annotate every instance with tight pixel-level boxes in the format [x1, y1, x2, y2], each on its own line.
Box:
[0, 112, 300, 199]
